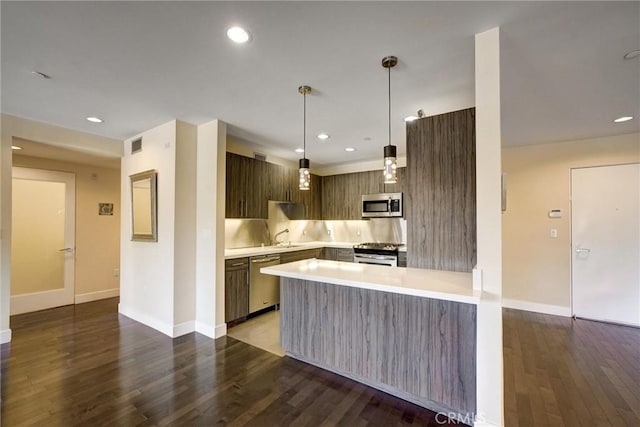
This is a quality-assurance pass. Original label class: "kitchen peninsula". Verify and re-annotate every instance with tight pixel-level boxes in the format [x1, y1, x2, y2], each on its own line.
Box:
[262, 259, 480, 418]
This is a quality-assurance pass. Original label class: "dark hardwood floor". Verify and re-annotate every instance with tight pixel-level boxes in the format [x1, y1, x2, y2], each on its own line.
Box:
[503, 308, 640, 426]
[1, 298, 459, 426]
[3, 300, 638, 426]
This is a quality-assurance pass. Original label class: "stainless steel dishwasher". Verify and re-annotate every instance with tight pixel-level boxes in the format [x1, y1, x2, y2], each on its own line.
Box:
[249, 254, 281, 313]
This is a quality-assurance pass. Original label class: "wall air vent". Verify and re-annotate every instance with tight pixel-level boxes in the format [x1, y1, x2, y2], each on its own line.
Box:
[254, 152, 267, 162]
[132, 138, 142, 154]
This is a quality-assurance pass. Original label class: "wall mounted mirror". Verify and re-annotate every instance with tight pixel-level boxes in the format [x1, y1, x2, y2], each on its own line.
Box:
[130, 169, 157, 242]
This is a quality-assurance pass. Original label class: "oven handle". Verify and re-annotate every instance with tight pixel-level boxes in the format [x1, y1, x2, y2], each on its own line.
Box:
[354, 253, 396, 260]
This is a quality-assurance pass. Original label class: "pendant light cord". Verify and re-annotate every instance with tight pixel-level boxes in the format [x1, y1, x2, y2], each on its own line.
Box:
[303, 90, 307, 160]
[387, 62, 391, 149]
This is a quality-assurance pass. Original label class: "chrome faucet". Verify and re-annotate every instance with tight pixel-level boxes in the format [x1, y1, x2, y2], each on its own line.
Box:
[273, 228, 290, 245]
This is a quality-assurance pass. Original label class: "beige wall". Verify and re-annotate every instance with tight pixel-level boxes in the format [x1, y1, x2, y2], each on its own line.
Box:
[502, 132, 640, 310]
[13, 155, 121, 297]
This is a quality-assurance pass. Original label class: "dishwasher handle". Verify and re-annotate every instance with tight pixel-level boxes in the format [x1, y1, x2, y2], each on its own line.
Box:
[251, 257, 280, 264]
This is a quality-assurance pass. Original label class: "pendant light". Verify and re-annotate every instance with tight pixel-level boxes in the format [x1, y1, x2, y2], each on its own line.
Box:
[298, 85, 312, 191]
[382, 56, 398, 184]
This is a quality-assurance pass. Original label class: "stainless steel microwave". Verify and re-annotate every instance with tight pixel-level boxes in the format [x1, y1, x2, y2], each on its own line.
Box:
[362, 193, 403, 218]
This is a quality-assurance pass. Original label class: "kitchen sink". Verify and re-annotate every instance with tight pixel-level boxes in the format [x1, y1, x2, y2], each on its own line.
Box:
[272, 243, 302, 248]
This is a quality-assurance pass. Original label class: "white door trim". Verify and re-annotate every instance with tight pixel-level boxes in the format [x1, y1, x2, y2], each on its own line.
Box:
[11, 167, 76, 315]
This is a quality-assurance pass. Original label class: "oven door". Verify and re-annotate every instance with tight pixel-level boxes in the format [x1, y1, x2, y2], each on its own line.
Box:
[353, 253, 397, 267]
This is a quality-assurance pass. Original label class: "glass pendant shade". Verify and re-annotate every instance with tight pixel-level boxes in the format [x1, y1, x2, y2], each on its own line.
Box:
[299, 158, 311, 190]
[383, 144, 398, 184]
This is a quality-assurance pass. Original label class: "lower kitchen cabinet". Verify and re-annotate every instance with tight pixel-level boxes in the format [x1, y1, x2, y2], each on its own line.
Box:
[322, 247, 354, 262]
[225, 258, 249, 323]
[280, 248, 322, 264]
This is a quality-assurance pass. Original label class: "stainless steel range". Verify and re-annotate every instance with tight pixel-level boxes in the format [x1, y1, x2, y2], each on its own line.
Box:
[353, 242, 402, 267]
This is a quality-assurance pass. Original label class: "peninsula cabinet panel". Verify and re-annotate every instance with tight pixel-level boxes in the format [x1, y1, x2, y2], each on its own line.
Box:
[281, 278, 477, 417]
[406, 108, 476, 272]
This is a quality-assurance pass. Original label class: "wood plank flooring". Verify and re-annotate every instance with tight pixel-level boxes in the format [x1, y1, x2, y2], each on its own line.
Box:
[3, 300, 638, 426]
[503, 308, 640, 426]
[1, 298, 460, 426]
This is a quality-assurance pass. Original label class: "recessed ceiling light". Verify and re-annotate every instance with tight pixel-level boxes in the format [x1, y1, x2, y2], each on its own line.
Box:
[295, 148, 305, 153]
[317, 133, 330, 141]
[623, 50, 640, 60]
[404, 115, 419, 122]
[227, 26, 251, 44]
[11, 145, 23, 150]
[345, 147, 356, 152]
[613, 116, 633, 123]
[86, 116, 103, 123]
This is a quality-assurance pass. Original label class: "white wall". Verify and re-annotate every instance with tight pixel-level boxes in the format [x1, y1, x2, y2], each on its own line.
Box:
[173, 121, 198, 332]
[119, 119, 222, 339]
[502, 133, 640, 315]
[0, 114, 121, 344]
[474, 27, 503, 427]
[119, 121, 178, 336]
[195, 120, 227, 337]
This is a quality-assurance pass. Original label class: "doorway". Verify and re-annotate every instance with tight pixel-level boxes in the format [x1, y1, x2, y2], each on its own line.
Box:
[571, 163, 640, 327]
[11, 167, 76, 314]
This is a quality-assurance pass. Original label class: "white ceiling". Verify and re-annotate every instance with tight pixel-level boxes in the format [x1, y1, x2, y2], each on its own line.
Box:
[2, 1, 639, 167]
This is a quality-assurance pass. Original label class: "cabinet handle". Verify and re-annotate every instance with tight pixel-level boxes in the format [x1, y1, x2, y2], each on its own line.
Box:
[231, 262, 246, 267]
[245, 200, 249, 217]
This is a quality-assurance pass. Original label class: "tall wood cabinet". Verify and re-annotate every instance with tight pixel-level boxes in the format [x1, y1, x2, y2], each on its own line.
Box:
[406, 108, 476, 272]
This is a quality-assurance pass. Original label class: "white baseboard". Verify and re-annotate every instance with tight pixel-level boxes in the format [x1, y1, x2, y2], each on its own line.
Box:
[173, 321, 195, 338]
[118, 303, 174, 338]
[0, 329, 12, 344]
[75, 288, 119, 304]
[215, 323, 227, 338]
[195, 321, 216, 339]
[502, 298, 571, 317]
[11, 289, 74, 315]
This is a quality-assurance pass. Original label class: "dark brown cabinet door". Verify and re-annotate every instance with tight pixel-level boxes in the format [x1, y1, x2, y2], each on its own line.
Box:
[225, 258, 249, 322]
[226, 153, 268, 219]
[280, 248, 322, 264]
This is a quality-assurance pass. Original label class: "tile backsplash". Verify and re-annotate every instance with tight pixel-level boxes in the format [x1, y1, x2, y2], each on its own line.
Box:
[225, 217, 406, 249]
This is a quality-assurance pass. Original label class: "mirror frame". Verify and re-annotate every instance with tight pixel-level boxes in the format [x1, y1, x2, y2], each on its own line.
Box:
[130, 169, 158, 242]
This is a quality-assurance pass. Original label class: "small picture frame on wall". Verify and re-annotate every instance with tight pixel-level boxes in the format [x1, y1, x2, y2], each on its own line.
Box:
[99, 203, 114, 216]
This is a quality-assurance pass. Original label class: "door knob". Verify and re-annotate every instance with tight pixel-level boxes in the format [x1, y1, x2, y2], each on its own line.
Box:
[575, 248, 591, 253]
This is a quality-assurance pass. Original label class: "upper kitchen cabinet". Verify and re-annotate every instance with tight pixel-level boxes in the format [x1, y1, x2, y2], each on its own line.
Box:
[266, 163, 322, 220]
[226, 152, 322, 220]
[321, 168, 406, 220]
[406, 108, 476, 272]
[226, 152, 267, 219]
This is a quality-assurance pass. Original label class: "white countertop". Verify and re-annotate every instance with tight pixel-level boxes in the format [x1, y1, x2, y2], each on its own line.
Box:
[224, 241, 355, 259]
[261, 259, 479, 305]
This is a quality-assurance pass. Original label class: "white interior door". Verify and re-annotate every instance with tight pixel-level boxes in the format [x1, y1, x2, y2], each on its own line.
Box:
[11, 167, 76, 315]
[571, 164, 640, 327]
